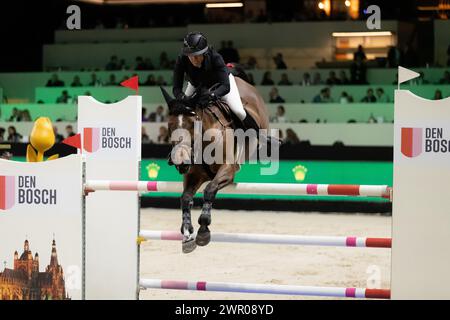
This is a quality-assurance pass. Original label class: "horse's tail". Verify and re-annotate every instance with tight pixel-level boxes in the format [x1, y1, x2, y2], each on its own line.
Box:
[226, 63, 252, 85]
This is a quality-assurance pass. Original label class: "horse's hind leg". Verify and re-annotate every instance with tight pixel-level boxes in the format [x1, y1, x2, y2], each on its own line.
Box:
[196, 164, 238, 246]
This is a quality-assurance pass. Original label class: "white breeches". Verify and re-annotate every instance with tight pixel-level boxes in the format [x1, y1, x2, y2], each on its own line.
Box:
[185, 74, 247, 120]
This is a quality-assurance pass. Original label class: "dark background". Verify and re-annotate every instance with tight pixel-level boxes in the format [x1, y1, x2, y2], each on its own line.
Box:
[0, 0, 431, 72]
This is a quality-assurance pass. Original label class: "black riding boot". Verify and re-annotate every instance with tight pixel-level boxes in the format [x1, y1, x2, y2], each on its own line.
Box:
[241, 113, 282, 149]
[241, 113, 260, 132]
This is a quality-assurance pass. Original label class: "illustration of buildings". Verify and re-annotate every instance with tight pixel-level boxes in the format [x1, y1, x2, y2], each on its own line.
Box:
[0, 239, 70, 300]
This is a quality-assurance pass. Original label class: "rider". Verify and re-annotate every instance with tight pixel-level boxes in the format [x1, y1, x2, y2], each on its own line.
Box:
[173, 31, 260, 132]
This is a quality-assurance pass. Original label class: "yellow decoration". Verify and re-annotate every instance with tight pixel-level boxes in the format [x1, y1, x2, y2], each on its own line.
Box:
[146, 163, 160, 179]
[292, 165, 308, 182]
[26, 117, 59, 162]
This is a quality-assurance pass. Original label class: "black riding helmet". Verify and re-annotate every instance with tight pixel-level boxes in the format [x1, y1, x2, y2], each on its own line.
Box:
[182, 32, 208, 56]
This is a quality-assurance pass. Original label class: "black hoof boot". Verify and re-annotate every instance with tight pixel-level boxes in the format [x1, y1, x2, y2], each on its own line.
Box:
[196, 212, 211, 246]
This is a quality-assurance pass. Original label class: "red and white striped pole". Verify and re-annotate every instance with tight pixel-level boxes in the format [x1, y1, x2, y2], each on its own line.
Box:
[139, 230, 392, 248]
[85, 180, 391, 198]
[140, 278, 391, 299]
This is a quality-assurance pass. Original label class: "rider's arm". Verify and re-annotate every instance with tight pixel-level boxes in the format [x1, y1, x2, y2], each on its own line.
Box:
[173, 55, 185, 99]
[210, 53, 230, 98]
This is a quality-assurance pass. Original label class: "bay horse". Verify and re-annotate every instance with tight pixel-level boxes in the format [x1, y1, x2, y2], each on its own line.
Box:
[161, 74, 271, 253]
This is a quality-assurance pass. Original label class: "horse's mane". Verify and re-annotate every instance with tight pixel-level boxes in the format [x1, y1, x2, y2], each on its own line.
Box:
[167, 87, 211, 116]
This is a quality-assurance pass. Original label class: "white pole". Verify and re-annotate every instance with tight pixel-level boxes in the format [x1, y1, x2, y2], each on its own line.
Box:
[139, 278, 390, 299]
[139, 230, 392, 248]
[85, 180, 390, 198]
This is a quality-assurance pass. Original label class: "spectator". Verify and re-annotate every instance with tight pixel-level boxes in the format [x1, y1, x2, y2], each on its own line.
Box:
[273, 53, 287, 69]
[247, 73, 255, 85]
[312, 72, 323, 85]
[244, 9, 255, 22]
[350, 56, 368, 84]
[387, 46, 401, 68]
[261, 72, 274, 85]
[439, 71, 450, 84]
[1, 151, 13, 159]
[56, 90, 71, 104]
[115, 17, 127, 29]
[7, 126, 22, 142]
[66, 125, 75, 138]
[227, 41, 240, 63]
[88, 73, 102, 86]
[269, 87, 285, 103]
[361, 88, 377, 103]
[447, 44, 450, 67]
[218, 41, 229, 62]
[278, 73, 292, 85]
[0, 127, 5, 142]
[245, 56, 257, 69]
[284, 128, 300, 144]
[106, 74, 117, 86]
[157, 126, 169, 144]
[144, 58, 155, 70]
[274, 128, 283, 141]
[156, 75, 167, 86]
[410, 71, 429, 85]
[142, 108, 148, 122]
[367, 113, 377, 123]
[21, 110, 32, 121]
[143, 74, 156, 86]
[339, 91, 351, 104]
[326, 71, 341, 85]
[434, 90, 443, 100]
[338, 70, 350, 84]
[402, 44, 418, 67]
[273, 105, 286, 123]
[46, 74, 65, 87]
[149, 105, 166, 123]
[8, 108, 20, 121]
[94, 19, 105, 29]
[134, 56, 147, 70]
[300, 72, 312, 86]
[312, 88, 333, 103]
[71, 76, 83, 87]
[53, 126, 64, 143]
[256, 9, 267, 22]
[159, 52, 171, 69]
[105, 55, 120, 71]
[376, 88, 390, 103]
[120, 76, 130, 84]
[392, 72, 398, 85]
[353, 45, 367, 61]
[119, 58, 128, 70]
[142, 126, 151, 143]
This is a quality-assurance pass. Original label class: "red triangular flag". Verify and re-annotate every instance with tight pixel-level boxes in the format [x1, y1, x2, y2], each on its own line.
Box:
[120, 76, 139, 94]
[62, 133, 82, 152]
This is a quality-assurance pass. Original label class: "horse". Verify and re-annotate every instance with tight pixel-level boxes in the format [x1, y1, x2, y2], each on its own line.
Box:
[161, 75, 271, 253]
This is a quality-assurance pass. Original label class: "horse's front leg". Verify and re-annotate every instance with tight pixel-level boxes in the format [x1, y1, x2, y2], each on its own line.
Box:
[196, 164, 238, 246]
[181, 170, 206, 254]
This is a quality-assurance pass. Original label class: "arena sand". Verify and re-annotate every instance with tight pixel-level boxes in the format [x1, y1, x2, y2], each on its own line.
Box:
[139, 208, 391, 300]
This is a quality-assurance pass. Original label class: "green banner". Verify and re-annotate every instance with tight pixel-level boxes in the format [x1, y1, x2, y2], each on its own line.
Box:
[141, 159, 393, 202]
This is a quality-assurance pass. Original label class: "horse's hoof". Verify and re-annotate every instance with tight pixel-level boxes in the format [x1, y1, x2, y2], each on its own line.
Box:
[196, 225, 211, 246]
[182, 237, 197, 254]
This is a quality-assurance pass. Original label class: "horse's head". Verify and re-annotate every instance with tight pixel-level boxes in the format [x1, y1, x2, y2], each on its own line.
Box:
[161, 87, 198, 174]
